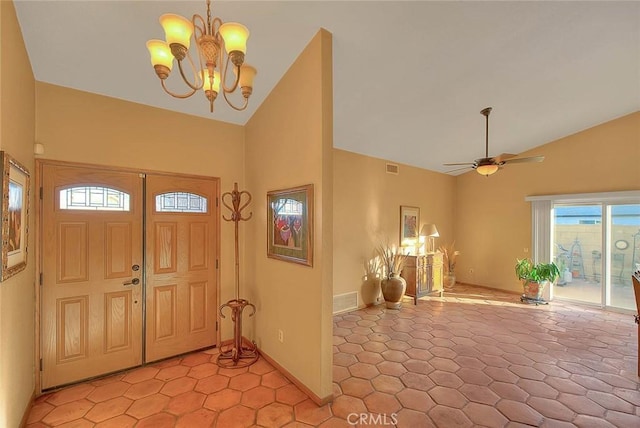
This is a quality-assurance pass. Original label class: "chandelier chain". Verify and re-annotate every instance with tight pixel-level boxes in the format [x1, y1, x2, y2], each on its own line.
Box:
[206, 0, 213, 35]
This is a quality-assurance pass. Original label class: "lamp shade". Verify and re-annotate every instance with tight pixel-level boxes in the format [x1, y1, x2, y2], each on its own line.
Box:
[476, 164, 499, 176]
[219, 22, 249, 53]
[202, 69, 221, 93]
[160, 14, 193, 48]
[237, 64, 257, 88]
[420, 224, 439, 237]
[146, 40, 174, 69]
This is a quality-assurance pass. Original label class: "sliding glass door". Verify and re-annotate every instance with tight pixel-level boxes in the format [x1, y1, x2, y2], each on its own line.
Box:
[553, 204, 603, 305]
[551, 201, 640, 310]
[608, 204, 640, 310]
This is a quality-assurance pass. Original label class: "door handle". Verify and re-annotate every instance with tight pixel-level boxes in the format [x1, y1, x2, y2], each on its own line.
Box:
[123, 278, 140, 286]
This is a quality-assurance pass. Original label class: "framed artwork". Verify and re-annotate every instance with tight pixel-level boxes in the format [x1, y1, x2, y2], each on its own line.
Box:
[267, 184, 313, 266]
[400, 205, 420, 244]
[1, 152, 30, 281]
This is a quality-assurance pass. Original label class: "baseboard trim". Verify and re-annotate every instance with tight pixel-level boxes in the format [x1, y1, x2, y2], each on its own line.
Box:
[455, 281, 522, 295]
[254, 343, 333, 406]
[19, 389, 36, 428]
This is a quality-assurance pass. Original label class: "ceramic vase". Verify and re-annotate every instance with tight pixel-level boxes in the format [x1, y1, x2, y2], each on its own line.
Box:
[361, 275, 381, 306]
[443, 273, 456, 288]
[381, 275, 406, 309]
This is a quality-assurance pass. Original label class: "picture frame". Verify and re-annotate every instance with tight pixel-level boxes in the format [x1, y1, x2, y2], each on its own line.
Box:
[400, 205, 420, 245]
[267, 184, 313, 266]
[0, 152, 30, 281]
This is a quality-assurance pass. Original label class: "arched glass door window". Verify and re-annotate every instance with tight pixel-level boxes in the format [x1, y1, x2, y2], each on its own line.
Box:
[155, 192, 208, 213]
[59, 186, 130, 211]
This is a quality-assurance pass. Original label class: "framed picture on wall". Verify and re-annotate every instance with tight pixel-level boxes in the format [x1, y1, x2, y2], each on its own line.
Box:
[267, 184, 314, 266]
[399, 205, 420, 245]
[0, 151, 30, 281]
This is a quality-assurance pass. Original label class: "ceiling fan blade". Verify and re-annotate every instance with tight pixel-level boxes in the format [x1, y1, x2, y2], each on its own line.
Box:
[502, 155, 544, 164]
[443, 162, 475, 166]
[445, 166, 473, 173]
[494, 153, 517, 163]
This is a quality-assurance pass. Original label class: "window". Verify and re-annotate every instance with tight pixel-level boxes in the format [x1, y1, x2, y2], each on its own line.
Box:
[60, 186, 130, 211]
[155, 192, 207, 213]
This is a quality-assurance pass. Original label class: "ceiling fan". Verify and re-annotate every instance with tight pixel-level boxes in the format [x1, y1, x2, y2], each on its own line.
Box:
[444, 107, 544, 176]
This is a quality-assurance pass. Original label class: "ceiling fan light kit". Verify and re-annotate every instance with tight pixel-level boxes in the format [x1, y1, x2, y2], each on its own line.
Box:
[444, 106, 544, 177]
[476, 163, 499, 176]
[146, 0, 257, 113]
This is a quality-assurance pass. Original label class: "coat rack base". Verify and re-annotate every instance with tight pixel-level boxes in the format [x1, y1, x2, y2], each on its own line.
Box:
[217, 298, 258, 368]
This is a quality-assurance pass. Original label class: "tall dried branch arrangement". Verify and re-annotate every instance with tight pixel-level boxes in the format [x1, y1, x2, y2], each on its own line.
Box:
[439, 241, 460, 274]
[376, 239, 409, 279]
[363, 254, 382, 280]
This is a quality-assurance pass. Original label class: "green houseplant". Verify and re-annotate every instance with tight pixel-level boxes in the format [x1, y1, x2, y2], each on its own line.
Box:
[515, 258, 560, 301]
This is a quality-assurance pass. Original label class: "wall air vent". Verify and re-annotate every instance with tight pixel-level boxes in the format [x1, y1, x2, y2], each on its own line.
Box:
[386, 163, 399, 175]
[333, 292, 358, 314]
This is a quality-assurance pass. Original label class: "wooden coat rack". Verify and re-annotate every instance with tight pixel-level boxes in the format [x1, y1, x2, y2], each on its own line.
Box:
[217, 183, 258, 367]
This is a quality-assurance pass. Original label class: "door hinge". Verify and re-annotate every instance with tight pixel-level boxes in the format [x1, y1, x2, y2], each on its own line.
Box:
[216, 321, 218, 331]
[39, 273, 43, 285]
[216, 259, 219, 269]
[39, 187, 43, 200]
[39, 358, 43, 371]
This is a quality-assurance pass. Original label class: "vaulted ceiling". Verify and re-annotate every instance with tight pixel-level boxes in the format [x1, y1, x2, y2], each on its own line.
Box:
[14, 1, 640, 174]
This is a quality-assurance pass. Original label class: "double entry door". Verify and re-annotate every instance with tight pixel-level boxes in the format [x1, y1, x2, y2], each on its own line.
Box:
[40, 162, 219, 389]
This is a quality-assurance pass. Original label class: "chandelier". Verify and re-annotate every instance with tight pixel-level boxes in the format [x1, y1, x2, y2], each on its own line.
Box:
[146, 0, 257, 113]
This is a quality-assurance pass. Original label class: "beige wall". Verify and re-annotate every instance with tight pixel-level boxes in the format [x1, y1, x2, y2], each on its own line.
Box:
[244, 30, 334, 401]
[454, 112, 640, 292]
[333, 150, 457, 304]
[35, 83, 245, 332]
[0, 0, 36, 426]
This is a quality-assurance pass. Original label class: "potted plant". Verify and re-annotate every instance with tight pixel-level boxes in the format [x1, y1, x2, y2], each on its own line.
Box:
[515, 258, 560, 302]
[376, 241, 409, 309]
[439, 241, 460, 288]
[361, 255, 382, 306]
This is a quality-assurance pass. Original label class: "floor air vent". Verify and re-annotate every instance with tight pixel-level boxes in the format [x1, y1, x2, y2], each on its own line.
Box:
[386, 163, 399, 174]
[333, 292, 358, 314]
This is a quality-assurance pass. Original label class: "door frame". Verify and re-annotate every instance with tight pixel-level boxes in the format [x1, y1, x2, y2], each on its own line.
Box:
[35, 159, 222, 394]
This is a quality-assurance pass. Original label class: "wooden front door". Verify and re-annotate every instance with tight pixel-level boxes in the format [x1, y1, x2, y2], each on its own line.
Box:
[41, 164, 143, 389]
[145, 174, 218, 362]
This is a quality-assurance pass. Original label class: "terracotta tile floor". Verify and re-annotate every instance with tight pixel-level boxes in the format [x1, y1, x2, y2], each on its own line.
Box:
[28, 284, 639, 427]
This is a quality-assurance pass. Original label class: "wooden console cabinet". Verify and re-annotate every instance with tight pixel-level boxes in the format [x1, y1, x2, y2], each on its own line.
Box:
[401, 253, 444, 305]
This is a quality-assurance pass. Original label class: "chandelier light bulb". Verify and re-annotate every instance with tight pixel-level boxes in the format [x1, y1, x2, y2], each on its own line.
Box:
[159, 14, 193, 49]
[146, 40, 174, 71]
[237, 65, 257, 94]
[202, 69, 221, 93]
[218, 22, 249, 54]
